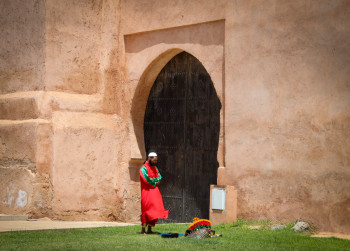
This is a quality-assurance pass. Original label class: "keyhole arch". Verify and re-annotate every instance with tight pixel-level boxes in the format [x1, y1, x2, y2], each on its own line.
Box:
[143, 51, 221, 222]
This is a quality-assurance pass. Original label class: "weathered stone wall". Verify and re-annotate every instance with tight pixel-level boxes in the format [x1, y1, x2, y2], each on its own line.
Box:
[43, 0, 132, 220]
[51, 112, 128, 220]
[1, 0, 349, 233]
[0, 0, 50, 217]
[121, 0, 350, 233]
[222, 0, 350, 234]
[0, 0, 45, 94]
[0, 0, 133, 221]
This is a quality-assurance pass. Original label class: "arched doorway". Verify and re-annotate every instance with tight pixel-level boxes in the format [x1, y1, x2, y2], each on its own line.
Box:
[144, 52, 221, 222]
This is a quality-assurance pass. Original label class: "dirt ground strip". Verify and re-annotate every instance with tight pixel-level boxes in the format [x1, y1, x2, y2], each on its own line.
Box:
[0, 219, 139, 232]
[311, 232, 350, 240]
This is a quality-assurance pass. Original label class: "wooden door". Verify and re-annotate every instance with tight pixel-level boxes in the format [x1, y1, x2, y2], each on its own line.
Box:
[144, 52, 221, 222]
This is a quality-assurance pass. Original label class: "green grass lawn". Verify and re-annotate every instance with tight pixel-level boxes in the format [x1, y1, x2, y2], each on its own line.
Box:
[0, 220, 349, 251]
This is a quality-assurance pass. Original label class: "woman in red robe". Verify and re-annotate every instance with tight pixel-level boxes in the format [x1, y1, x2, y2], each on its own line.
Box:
[139, 152, 168, 234]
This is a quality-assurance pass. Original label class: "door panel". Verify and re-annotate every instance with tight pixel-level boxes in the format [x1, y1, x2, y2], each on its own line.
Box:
[144, 52, 221, 222]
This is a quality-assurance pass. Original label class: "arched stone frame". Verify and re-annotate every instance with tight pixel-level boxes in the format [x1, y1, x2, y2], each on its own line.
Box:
[130, 48, 183, 158]
[125, 21, 225, 170]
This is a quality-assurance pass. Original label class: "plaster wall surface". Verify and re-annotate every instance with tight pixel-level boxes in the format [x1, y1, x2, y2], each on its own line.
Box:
[0, 0, 45, 94]
[0, 0, 349, 234]
[0, 0, 132, 221]
[43, 0, 132, 220]
[0, 0, 49, 218]
[0, 123, 36, 214]
[223, 0, 350, 233]
[51, 111, 129, 220]
[0, 120, 51, 217]
[45, 0, 103, 95]
[121, 0, 350, 233]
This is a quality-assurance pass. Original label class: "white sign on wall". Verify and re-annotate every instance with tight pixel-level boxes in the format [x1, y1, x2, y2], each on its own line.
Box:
[212, 188, 225, 210]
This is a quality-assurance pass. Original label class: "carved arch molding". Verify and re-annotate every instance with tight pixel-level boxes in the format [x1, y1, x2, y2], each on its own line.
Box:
[126, 20, 225, 169]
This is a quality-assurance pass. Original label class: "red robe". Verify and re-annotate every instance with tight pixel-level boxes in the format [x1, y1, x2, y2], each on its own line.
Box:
[139, 161, 168, 226]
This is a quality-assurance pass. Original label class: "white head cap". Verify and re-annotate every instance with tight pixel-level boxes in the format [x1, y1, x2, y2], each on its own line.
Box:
[148, 152, 157, 158]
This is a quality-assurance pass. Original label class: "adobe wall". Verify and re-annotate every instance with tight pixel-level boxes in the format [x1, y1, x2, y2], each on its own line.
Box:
[0, 0, 49, 217]
[222, 1, 350, 234]
[0, 0, 134, 221]
[44, 0, 131, 220]
[0, 0, 349, 233]
[122, 0, 350, 233]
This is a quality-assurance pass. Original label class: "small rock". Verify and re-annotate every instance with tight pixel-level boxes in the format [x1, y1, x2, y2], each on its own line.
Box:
[292, 221, 310, 232]
[270, 225, 286, 230]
